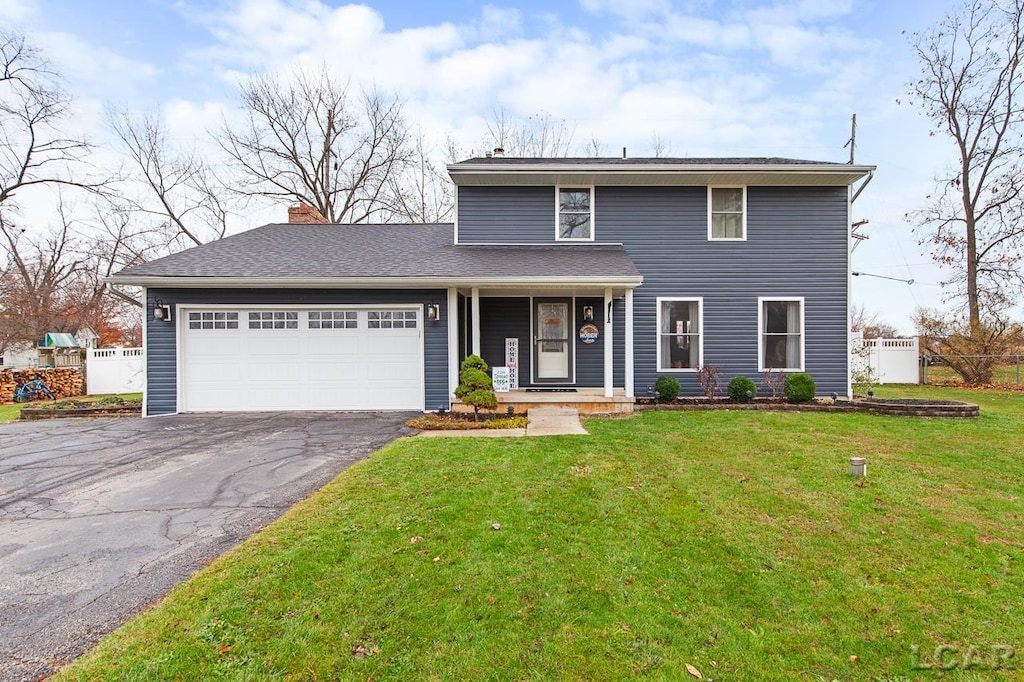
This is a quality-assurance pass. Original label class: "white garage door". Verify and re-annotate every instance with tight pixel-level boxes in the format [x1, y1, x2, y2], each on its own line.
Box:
[179, 307, 424, 412]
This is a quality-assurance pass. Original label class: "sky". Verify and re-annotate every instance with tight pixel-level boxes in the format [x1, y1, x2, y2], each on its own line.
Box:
[0, 0, 971, 333]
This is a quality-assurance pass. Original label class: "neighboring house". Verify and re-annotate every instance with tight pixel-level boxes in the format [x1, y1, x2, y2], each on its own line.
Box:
[75, 326, 99, 349]
[1, 342, 38, 370]
[109, 157, 874, 416]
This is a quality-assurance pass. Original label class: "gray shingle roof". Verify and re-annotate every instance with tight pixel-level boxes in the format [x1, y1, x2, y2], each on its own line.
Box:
[450, 156, 848, 166]
[111, 223, 642, 282]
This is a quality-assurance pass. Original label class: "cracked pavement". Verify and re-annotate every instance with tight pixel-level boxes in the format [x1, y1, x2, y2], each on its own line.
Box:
[0, 412, 414, 681]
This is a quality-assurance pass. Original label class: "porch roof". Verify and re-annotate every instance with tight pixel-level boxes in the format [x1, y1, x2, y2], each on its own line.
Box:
[109, 223, 643, 289]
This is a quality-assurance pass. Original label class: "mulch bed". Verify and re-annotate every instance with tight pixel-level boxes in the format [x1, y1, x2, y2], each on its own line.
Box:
[637, 396, 979, 418]
[19, 399, 143, 420]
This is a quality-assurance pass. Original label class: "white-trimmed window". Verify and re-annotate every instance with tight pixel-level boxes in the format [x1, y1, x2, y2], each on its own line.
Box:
[708, 187, 746, 240]
[368, 310, 418, 329]
[248, 311, 298, 329]
[759, 297, 804, 371]
[309, 311, 357, 329]
[657, 298, 703, 371]
[188, 311, 239, 330]
[556, 186, 594, 240]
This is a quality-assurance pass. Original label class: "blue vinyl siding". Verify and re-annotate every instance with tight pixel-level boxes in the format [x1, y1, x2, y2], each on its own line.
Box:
[595, 185, 849, 396]
[455, 184, 850, 396]
[145, 288, 448, 416]
[458, 186, 554, 243]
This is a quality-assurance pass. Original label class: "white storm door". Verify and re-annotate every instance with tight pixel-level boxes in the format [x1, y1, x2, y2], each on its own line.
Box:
[534, 301, 571, 381]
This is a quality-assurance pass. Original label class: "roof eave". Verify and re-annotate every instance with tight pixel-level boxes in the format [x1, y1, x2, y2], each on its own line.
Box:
[446, 163, 876, 187]
[106, 275, 645, 289]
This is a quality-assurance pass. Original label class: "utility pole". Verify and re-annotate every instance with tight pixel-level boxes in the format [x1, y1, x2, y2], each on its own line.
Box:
[844, 113, 857, 164]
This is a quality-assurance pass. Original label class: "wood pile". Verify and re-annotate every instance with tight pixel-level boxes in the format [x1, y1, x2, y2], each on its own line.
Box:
[0, 368, 84, 403]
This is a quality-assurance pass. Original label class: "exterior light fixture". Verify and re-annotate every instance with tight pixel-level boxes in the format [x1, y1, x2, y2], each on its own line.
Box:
[583, 305, 594, 321]
[153, 300, 172, 322]
[426, 303, 440, 321]
[745, 389, 753, 403]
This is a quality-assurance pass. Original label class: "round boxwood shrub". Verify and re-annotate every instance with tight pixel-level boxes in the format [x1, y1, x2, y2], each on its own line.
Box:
[727, 375, 757, 402]
[654, 375, 680, 401]
[784, 372, 816, 403]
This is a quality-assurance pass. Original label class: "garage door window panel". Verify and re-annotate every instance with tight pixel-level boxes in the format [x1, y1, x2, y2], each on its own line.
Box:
[369, 310, 418, 329]
[249, 311, 298, 329]
[188, 311, 239, 330]
[309, 311, 358, 329]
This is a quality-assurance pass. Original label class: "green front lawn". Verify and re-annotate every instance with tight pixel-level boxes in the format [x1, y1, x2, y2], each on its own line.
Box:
[58, 386, 1023, 680]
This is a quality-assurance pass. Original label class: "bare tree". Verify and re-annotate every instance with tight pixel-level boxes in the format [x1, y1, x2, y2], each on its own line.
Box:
[0, 199, 146, 353]
[386, 130, 455, 223]
[217, 66, 412, 223]
[108, 107, 229, 247]
[905, 0, 1024, 326]
[482, 107, 576, 157]
[650, 133, 670, 158]
[850, 303, 900, 338]
[0, 31, 105, 227]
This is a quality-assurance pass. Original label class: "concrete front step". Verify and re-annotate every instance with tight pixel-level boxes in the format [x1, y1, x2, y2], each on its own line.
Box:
[451, 388, 635, 415]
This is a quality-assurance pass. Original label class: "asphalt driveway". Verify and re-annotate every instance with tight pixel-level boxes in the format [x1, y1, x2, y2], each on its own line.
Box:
[0, 412, 414, 681]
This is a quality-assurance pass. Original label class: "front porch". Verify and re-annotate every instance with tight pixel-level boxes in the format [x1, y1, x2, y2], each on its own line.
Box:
[452, 388, 635, 415]
[447, 285, 638, 410]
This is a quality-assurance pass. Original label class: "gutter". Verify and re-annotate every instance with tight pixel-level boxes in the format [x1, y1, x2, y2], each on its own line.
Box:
[105, 275, 645, 289]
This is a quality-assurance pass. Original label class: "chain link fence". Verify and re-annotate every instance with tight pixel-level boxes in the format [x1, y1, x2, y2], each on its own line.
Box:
[919, 354, 1024, 386]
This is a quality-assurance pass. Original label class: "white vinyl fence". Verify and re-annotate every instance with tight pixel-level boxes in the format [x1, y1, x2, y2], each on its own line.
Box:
[851, 333, 920, 384]
[86, 347, 144, 395]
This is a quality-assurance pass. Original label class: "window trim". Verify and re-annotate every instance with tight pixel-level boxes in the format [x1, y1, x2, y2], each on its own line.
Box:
[555, 185, 595, 242]
[655, 296, 704, 373]
[707, 186, 747, 241]
[757, 296, 805, 372]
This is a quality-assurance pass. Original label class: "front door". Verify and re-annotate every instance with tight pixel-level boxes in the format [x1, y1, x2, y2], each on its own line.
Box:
[534, 299, 571, 382]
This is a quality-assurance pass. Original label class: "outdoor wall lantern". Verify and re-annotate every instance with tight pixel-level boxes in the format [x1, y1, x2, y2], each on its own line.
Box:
[426, 303, 440, 321]
[153, 300, 172, 322]
[583, 305, 594, 321]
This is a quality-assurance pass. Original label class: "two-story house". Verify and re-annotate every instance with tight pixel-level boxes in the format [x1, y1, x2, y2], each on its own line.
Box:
[110, 156, 874, 416]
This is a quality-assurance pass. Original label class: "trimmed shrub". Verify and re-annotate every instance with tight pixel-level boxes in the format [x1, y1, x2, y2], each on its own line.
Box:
[727, 376, 758, 402]
[654, 375, 680, 401]
[784, 372, 816, 403]
[455, 355, 498, 419]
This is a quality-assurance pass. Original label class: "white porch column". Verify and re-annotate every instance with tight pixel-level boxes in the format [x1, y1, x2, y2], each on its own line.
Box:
[604, 287, 614, 398]
[471, 287, 481, 357]
[447, 287, 458, 404]
[624, 288, 635, 398]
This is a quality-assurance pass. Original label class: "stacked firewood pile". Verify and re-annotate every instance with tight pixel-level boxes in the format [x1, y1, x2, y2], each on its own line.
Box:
[0, 368, 84, 403]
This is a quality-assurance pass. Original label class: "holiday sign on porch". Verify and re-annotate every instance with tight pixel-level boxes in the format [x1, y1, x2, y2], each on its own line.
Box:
[492, 367, 511, 393]
[578, 323, 600, 344]
[505, 338, 519, 390]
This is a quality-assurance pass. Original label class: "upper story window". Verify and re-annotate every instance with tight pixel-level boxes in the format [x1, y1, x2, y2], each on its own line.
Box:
[708, 187, 746, 240]
[759, 297, 804, 371]
[556, 187, 594, 241]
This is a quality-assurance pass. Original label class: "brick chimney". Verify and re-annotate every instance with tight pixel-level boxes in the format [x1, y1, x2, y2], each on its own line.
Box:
[287, 202, 328, 224]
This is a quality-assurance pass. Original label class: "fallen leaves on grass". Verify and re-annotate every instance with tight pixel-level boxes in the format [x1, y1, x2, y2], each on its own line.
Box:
[686, 662, 704, 679]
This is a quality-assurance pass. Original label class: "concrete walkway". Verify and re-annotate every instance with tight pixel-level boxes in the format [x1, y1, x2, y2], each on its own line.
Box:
[526, 408, 589, 436]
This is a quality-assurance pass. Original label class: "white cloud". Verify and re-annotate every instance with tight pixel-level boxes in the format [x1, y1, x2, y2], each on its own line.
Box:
[0, 0, 37, 23]
[30, 31, 160, 95]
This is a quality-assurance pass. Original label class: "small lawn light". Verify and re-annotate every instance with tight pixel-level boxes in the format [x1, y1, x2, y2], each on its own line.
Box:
[745, 389, 753, 403]
[850, 457, 867, 478]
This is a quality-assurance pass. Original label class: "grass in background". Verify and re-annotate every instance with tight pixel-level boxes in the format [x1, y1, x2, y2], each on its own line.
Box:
[56, 385, 1023, 680]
